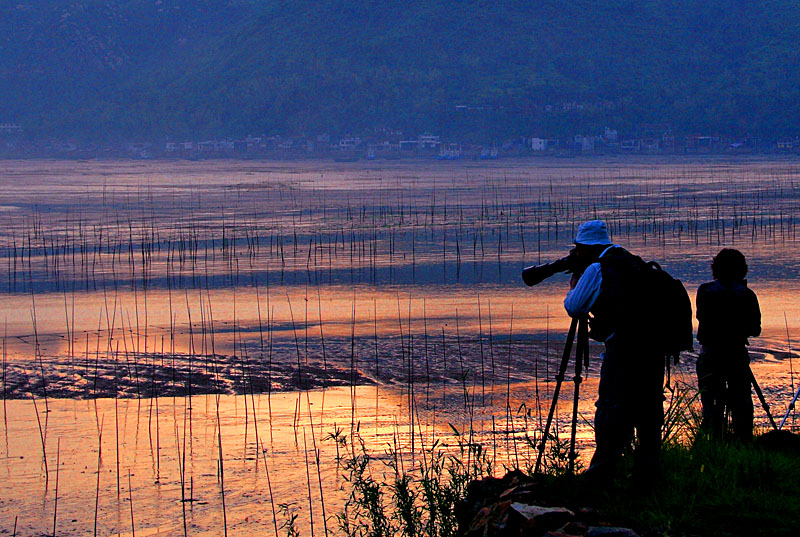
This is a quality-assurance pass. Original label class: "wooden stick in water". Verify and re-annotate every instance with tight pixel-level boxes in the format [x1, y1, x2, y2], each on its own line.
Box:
[303, 430, 315, 537]
[3, 320, 7, 450]
[94, 418, 104, 537]
[260, 440, 279, 537]
[128, 472, 136, 537]
[32, 394, 48, 490]
[52, 437, 60, 537]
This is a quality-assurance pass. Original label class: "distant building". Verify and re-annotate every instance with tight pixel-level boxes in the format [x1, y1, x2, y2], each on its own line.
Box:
[640, 138, 660, 152]
[197, 140, 218, 151]
[438, 143, 462, 159]
[620, 139, 641, 151]
[685, 135, 714, 152]
[399, 139, 419, 150]
[530, 137, 558, 151]
[0, 124, 22, 136]
[574, 135, 600, 152]
[338, 136, 361, 150]
[418, 133, 441, 149]
[639, 123, 673, 152]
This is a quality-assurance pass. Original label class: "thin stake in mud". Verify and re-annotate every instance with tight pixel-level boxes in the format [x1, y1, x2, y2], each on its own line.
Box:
[30, 304, 49, 413]
[175, 419, 188, 537]
[114, 345, 121, 498]
[477, 296, 485, 406]
[374, 298, 380, 436]
[52, 437, 60, 537]
[32, 394, 48, 490]
[2, 319, 7, 452]
[94, 418, 104, 537]
[505, 304, 515, 467]
[318, 286, 327, 381]
[302, 429, 315, 537]
[260, 440, 280, 537]
[128, 472, 136, 537]
[785, 312, 796, 425]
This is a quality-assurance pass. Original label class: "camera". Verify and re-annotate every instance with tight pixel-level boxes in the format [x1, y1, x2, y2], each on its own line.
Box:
[521, 248, 586, 286]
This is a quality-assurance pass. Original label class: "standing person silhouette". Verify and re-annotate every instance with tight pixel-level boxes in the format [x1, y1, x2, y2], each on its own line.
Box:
[695, 248, 761, 441]
[563, 220, 664, 484]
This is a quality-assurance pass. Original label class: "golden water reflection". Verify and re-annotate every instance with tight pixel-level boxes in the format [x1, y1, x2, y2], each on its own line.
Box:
[0, 381, 600, 537]
[3, 158, 800, 534]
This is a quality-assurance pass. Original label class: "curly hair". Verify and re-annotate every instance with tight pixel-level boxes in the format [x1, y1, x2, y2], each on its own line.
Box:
[711, 248, 748, 283]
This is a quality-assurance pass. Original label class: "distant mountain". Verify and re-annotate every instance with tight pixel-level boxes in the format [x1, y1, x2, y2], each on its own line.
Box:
[2, 0, 799, 140]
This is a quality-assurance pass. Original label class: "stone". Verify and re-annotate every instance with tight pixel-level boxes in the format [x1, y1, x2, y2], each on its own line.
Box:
[456, 470, 539, 535]
[462, 501, 513, 537]
[586, 526, 639, 537]
[509, 503, 575, 532]
[559, 521, 589, 535]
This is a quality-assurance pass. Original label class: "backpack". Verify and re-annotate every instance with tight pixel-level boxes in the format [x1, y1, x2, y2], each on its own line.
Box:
[594, 249, 693, 363]
[642, 261, 694, 361]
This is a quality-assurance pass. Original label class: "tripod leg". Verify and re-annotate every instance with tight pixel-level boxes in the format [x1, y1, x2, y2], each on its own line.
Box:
[569, 316, 588, 474]
[749, 367, 778, 430]
[535, 316, 578, 474]
[780, 382, 800, 430]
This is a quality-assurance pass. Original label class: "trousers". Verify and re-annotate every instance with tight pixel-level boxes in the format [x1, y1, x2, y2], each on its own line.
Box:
[696, 345, 753, 441]
[588, 334, 664, 481]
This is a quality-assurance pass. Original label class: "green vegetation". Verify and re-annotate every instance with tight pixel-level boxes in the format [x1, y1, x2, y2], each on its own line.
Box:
[3, 1, 800, 140]
[333, 427, 492, 537]
[326, 385, 800, 537]
[611, 436, 800, 536]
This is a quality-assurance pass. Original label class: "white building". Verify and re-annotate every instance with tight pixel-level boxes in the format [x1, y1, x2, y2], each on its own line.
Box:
[338, 137, 361, 150]
[418, 133, 441, 149]
[574, 135, 600, 151]
[530, 138, 558, 151]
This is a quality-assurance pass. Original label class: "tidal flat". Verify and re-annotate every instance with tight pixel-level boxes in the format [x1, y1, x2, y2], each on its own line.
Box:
[1, 157, 800, 536]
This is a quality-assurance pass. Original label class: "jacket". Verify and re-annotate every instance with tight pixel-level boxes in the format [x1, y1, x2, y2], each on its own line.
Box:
[696, 280, 761, 348]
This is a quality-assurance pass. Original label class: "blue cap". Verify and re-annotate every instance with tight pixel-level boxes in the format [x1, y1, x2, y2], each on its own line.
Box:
[574, 220, 611, 245]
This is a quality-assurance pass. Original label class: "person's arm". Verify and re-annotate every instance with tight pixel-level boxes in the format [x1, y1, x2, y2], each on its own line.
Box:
[695, 284, 707, 322]
[564, 262, 602, 316]
[748, 289, 761, 338]
[695, 284, 707, 346]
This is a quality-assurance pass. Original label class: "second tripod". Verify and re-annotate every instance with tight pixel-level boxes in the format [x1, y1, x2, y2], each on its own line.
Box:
[534, 315, 590, 475]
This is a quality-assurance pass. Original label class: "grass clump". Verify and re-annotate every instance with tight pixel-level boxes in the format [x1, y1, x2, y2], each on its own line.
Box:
[329, 383, 800, 536]
[334, 427, 492, 537]
[551, 383, 800, 536]
[602, 434, 800, 536]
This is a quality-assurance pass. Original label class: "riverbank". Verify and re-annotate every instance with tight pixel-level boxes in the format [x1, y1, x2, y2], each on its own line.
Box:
[339, 429, 800, 537]
[455, 432, 800, 536]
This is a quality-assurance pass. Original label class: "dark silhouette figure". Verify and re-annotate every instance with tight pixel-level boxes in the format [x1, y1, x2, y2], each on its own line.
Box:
[564, 220, 664, 483]
[695, 248, 761, 441]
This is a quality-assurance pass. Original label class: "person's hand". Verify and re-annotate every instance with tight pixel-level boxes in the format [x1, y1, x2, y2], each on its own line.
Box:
[569, 273, 580, 289]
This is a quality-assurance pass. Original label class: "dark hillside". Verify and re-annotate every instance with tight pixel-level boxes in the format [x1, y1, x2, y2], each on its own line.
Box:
[2, 1, 799, 139]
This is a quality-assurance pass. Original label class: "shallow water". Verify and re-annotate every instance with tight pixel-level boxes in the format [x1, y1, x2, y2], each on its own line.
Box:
[0, 382, 600, 536]
[2, 157, 800, 535]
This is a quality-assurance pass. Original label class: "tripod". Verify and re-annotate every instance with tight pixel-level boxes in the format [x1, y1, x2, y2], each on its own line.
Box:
[534, 315, 590, 475]
[748, 367, 778, 430]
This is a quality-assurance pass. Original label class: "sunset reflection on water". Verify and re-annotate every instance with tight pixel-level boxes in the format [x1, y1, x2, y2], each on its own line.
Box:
[2, 158, 800, 535]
